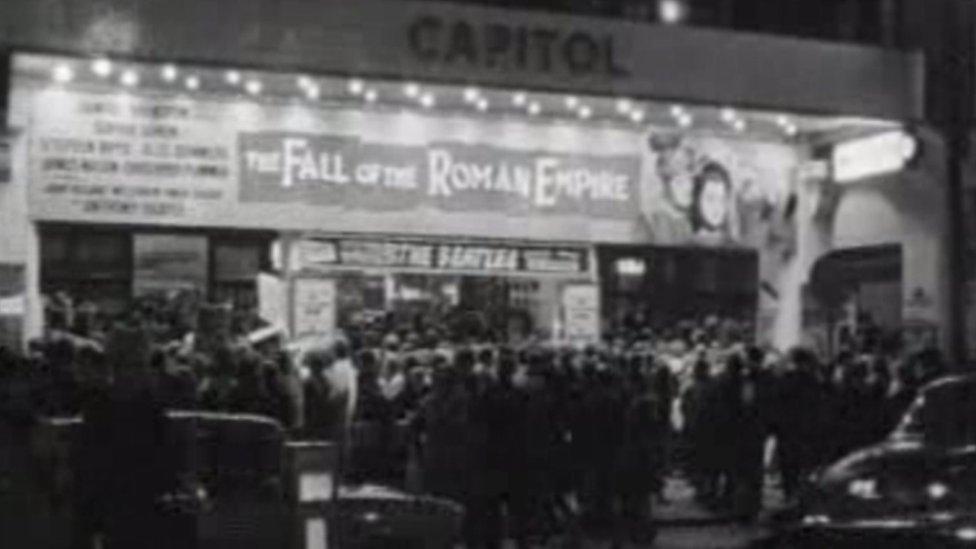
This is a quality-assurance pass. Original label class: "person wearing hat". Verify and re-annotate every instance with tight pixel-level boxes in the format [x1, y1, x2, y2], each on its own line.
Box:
[412, 349, 474, 530]
[73, 324, 178, 549]
[302, 347, 341, 441]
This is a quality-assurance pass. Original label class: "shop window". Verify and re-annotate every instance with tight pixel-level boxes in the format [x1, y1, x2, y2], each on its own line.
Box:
[212, 240, 268, 309]
[40, 229, 131, 316]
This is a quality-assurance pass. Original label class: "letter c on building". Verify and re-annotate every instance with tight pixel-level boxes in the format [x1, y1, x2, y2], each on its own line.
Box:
[409, 16, 443, 62]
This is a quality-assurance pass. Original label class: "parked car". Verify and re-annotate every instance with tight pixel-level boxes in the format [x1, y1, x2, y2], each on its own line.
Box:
[764, 375, 976, 548]
[30, 410, 462, 549]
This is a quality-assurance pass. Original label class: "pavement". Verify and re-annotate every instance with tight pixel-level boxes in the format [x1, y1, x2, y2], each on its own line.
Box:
[652, 474, 787, 548]
[653, 474, 789, 525]
[0, 411, 786, 549]
[573, 474, 788, 548]
[491, 474, 787, 548]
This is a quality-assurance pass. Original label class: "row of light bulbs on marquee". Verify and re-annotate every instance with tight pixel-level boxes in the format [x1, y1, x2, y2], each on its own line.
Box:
[48, 57, 801, 137]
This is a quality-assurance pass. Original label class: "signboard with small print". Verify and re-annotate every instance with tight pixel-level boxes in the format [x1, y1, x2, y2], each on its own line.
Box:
[292, 238, 589, 276]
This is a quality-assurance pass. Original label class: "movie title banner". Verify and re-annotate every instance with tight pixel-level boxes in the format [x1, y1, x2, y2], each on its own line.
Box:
[240, 133, 638, 218]
[293, 238, 589, 275]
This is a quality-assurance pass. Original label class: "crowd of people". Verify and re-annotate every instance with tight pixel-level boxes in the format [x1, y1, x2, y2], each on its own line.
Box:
[0, 292, 950, 548]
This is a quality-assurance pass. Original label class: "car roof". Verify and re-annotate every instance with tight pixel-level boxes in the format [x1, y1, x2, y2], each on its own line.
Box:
[923, 374, 976, 393]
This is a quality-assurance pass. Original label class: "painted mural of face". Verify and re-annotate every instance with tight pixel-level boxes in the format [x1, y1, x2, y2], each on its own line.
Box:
[657, 146, 696, 211]
[670, 171, 695, 210]
[691, 162, 733, 234]
[700, 176, 730, 228]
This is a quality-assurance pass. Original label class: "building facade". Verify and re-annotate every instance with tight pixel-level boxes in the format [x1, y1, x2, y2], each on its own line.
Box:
[0, 0, 937, 356]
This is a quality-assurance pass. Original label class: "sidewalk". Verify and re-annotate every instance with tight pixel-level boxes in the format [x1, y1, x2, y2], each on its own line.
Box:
[652, 474, 790, 526]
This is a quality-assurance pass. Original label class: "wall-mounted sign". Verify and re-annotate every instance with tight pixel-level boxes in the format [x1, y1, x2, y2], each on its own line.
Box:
[0, 264, 25, 351]
[831, 130, 917, 183]
[562, 284, 600, 342]
[257, 272, 287, 331]
[614, 258, 646, 276]
[292, 238, 589, 276]
[903, 286, 934, 323]
[293, 278, 337, 337]
[240, 133, 638, 218]
[407, 16, 630, 78]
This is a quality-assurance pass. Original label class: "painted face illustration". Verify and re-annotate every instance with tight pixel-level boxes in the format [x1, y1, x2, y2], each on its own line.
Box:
[692, 162, 733, 233]
[656, 146, 696, 211]
[700, 176, 730, 228]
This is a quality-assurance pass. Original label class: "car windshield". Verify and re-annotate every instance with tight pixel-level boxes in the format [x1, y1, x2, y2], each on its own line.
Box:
[896, 380, 976, 446]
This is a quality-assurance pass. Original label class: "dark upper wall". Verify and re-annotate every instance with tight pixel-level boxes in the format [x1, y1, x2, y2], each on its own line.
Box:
[400, 0, 906, 49]
[0, 0, 924, 120]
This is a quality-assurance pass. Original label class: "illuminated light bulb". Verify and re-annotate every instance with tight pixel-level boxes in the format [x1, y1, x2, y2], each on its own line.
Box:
[420, 92, 435, 109]
[776, 115, 791, 127]
[224, 70, 241, 85]
[184, 75, 200, 90]
[91, 58, 112, 78]
[616, 98, 633, 114]
[404, 82, 420, 98]
[527, 102, 541, 116]
[658, 0, 688, 24]
[245, 79, 262, 96]
[364, 88, 378, 103]
[678, 113, 694, 128]
[476, 98, 489, 112]
[297, 75, 313, 90]
[670, 104, 686, 118]
[463, 87, 480, 103]
[512, 92, 527, 107]
[784, 124, 798, 137]
[928, 482, 949, 500]
[348, 78, 365, 95]
[565, 95, 579, 109]
[802, 515, 830, 526]
[120, 70, 139, 87]
[305, 84, 321, 100]
[52, 64, 74, 84]
[630, 109, 645, 123]
[161, 64, 178, 82]
[899, 132, 918, 160]
[733, 118, 746, 132]
[721, 107, 737, 123]
[578, 105, 592, 119]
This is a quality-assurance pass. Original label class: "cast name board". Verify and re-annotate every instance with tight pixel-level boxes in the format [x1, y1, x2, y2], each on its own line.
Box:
[407, 16, 629, 77]
[293, 238, 589, 275]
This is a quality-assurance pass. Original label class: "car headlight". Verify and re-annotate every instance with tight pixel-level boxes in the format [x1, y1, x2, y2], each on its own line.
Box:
[802, 514, 831, 526]
[956, 526, 976, 541]
[848, 478, 881, 500]
[927, 481, 950, 501]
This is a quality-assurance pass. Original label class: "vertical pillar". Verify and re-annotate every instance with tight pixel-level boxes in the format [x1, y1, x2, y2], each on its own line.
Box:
[940, 0, 975, 366]
[946, 132, 969, 365]
[23, 222, 42, 346]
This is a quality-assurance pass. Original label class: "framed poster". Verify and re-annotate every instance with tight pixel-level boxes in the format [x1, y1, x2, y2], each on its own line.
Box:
[257, 272, 287, 331]
[293, 278, 337, 337]
[0, 264, 25, 350]
[562, 284, 600, 342]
